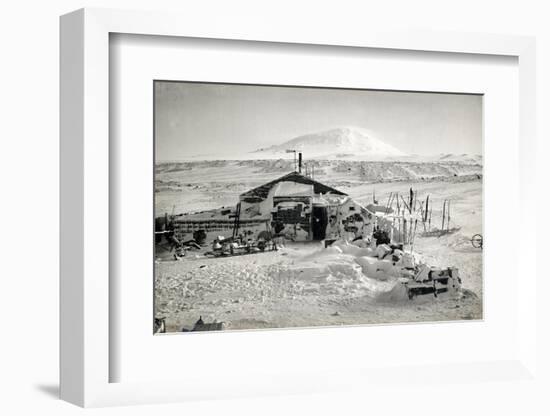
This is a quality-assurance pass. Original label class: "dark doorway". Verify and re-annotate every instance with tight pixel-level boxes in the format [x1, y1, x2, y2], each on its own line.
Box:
[312, 206, 328, 240]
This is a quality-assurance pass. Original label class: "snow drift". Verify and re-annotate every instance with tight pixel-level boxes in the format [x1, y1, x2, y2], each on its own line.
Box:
[279, 240, 421, 302]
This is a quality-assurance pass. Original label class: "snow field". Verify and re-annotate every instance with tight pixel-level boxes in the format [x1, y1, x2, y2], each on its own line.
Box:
[155, 176, 483, 331]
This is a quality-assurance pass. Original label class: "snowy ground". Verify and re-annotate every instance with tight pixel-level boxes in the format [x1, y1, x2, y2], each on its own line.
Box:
[155, 161, 483, 333]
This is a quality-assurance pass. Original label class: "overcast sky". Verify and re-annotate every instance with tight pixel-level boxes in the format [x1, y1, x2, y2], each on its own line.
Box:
[155, 81, 482, 161]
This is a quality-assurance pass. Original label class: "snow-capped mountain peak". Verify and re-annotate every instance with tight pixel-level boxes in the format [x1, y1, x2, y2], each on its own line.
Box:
[252, 126, 407, 160]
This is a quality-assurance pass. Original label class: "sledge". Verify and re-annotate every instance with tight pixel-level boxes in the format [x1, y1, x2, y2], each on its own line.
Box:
[420, 226, 461, 237]
[401, 267, 462, 300]
[204, 236, 276, 258]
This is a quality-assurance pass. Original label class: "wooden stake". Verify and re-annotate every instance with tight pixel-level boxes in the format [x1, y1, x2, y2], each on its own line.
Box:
[419, 201, 427, 232]
[387, 192, 394, 212]
[447, 199, 451, 232]
[447, 200, 451, 232]
[386, 192, 393, 212]
[425, 195, 430, 222]
[400, 195, 411, 213]
[441, 200, 446, 232]
[409, 219, 413, 247]
[396, 192, 400, 214]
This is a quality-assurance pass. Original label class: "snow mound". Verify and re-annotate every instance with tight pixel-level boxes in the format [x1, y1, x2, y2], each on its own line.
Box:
[278, 240, 413, 299]
[252, 127, 407, 160]
[376, 282, 409, 302]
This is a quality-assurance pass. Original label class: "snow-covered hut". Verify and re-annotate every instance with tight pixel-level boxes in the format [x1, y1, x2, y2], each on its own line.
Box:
[239, 172, 375, 241]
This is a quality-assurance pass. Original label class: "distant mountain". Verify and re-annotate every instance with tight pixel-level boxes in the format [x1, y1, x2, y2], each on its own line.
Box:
[163, 126, 482, 163]
[251, 127, 407, 160]
[436, 153, 483, 164]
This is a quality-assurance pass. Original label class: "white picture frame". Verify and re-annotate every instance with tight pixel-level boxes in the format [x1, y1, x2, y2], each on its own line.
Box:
[60, 8, 538, 408]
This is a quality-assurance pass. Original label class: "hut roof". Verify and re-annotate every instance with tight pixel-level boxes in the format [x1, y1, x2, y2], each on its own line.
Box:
[240, 172, 347, 202]
[273, 181, 314, 197]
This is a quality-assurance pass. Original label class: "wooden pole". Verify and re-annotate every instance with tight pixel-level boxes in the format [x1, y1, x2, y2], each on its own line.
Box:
[441, 200, 446, 232]
[409, 218, 413, 247]
[396, 192, 400, 214]
[425, 195, 429, 222]
[385, 192, 393, 212]
[419, 201, 427, 232]
[400, 195, 411, 214]
[447, 200, 451, 232]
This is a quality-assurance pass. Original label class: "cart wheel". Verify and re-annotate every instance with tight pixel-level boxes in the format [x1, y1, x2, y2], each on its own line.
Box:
[471, 234, 483, 249]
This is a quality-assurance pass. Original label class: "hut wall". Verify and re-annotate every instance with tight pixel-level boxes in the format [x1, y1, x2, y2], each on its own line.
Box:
[326, 198, 375, 241]
[271, 196, 312, 240]
[240, 197, 272, 219]
[173, 218, 268, 241]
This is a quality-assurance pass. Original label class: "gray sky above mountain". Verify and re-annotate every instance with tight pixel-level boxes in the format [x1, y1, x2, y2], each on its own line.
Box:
[155, 81, 482, 161]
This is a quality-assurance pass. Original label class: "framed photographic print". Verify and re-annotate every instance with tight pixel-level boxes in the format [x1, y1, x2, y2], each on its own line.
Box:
[60, 8, 538, 408]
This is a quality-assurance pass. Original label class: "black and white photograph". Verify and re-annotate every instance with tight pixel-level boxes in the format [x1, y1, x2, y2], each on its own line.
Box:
[154, 81, 483, 333]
